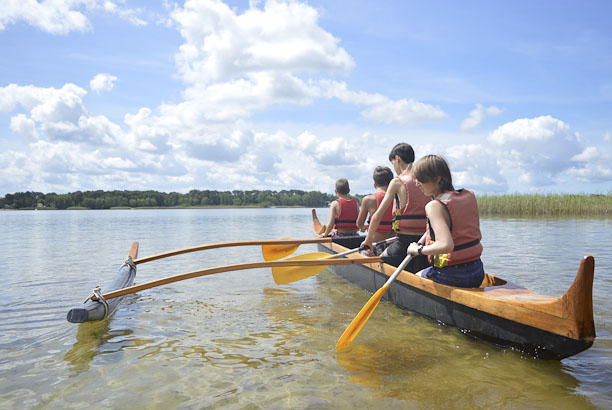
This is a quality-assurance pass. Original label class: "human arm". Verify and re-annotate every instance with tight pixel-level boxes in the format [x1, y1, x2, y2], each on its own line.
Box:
[320, 201, 339, 237]
[356, 195, 376, 232]
[360, 181, 399, 249]
[407, 201, 453, 256]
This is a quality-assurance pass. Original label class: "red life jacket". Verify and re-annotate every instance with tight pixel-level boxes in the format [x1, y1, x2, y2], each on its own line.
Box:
[335, 197, 358, 230]
[392, 174, 429, 231]
[369, 191, 394, 233]
[426, 189, 483, 267]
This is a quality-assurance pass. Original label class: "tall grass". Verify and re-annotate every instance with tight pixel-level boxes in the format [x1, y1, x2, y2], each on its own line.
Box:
[477, 193, 612, 217]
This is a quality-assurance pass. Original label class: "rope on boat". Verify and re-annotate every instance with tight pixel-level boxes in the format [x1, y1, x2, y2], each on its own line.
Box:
[83, 286, 110, 319]
[122, 255, 137, 272]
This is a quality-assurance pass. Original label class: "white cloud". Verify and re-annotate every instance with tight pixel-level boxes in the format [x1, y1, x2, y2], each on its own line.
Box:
[489, 116, 583, 186]
[604, 131, 612, 142]
[568, 146, 612, 183]
[90, 73, 118, 94]
[326, 81, 447, 126]
[415, 143, 507, 193]
[461, 104, 503, 131]
[171, 0, 354, 85]
[0, 0, 145, 35]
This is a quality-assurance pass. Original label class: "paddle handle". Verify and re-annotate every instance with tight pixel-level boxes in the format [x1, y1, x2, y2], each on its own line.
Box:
[329, 236, 398, 259]
[384, 233, 426, 284]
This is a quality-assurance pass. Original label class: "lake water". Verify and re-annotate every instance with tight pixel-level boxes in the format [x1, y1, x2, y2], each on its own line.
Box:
[1, 208, 611, 409]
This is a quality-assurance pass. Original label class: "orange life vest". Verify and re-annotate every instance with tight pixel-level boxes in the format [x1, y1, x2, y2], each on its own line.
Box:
[335, 197, 358, 230]
[426, 189, 483, 267]
[369, 191, 394, 233]
[392, 174, 429, 231]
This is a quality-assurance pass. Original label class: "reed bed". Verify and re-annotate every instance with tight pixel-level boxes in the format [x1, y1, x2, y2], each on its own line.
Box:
[477, 193, 612, 217]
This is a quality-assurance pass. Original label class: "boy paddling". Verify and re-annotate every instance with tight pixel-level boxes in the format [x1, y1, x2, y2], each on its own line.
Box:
[356, 166, 394, 255]
[361, 143, 430, 272]
[320, 178, 359, 237]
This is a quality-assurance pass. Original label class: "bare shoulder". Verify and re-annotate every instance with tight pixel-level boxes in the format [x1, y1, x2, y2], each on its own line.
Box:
[425, 199, 444, 213]
[387, 177, 403, 192]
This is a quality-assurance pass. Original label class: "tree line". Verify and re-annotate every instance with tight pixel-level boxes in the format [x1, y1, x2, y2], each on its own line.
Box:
[0, 189, 341, 210]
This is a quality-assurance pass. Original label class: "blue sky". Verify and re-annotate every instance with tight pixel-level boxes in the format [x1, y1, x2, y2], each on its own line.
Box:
[1, 0, 611, 196]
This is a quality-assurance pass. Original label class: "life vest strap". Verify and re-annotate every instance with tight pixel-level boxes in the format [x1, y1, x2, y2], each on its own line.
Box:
[453, 238, 480, 252]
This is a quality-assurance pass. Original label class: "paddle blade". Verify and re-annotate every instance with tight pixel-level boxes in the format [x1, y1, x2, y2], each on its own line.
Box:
[262, 240, 299, 261]
[336, 283, 390, 352]
[272, 252, 333, 285]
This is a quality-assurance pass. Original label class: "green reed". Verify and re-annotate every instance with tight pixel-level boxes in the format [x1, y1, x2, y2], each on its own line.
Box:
[477, 193, 612, 217]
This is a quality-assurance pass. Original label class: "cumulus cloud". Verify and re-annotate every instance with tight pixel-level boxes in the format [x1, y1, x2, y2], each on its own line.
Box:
[460, 104, 503, 131]
[171, 0, 354, 85]
[568, 144, 612, 183]
[415, 143, 508, 193]
[489, 116, 583, 186]
[90, 73, 118, 94]
[168, 0, 444, 127]
[0, 0, 145, 35]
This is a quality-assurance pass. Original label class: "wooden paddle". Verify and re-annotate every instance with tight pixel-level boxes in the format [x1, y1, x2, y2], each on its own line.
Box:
[336, 232, 426, 351]
[271, 237, 397, 285]
[336, 252, 414, 352]
[262, 239, 301, 261]
[94, 257, 383, 301]
[133, 237, 332, 264]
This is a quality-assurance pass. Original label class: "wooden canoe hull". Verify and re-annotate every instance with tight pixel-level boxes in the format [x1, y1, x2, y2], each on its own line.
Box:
[312, 210, 595, 359]
[66, 242, 138, 323]
[320, 244, 591, 359]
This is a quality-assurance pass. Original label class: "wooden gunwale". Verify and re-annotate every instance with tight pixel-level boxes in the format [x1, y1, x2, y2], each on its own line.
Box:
[311, 209, 595, 344]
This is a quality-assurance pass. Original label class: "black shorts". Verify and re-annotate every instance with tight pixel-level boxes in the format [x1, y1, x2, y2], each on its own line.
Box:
[383, 233, 430, 273]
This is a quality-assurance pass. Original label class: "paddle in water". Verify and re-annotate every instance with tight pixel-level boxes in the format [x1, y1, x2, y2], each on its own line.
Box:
[336, 233, 425, 351]
[336, 252, 415, 352]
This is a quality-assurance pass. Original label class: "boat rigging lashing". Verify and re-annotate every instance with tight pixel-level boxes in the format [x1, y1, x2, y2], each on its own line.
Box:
[122, 255, 137, 272]
[83, 286, 110, 320]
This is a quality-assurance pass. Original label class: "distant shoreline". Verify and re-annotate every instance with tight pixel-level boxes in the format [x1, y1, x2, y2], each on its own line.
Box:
[1, 205, 305, 211]
[3, 193, 611, 217]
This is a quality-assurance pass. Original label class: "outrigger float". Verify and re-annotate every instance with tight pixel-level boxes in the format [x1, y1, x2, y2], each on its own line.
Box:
[67, 211, 595, 359]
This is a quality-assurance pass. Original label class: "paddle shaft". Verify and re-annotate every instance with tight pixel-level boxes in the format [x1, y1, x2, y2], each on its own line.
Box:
[97, 257, 383, 300]
[335, 233, 426, 351]
[327, 236, 397, 259]
[134, 237, 332, 264]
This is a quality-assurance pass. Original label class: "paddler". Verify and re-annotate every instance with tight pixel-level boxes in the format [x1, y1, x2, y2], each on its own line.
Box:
[356, 166, 394, 255]
[320, 178, 360, 237]
[407, 154, 485, 288]
[361, 143, 430, 272]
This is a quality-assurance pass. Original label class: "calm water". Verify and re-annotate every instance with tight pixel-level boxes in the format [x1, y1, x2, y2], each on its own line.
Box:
[1, 208, 611, 409]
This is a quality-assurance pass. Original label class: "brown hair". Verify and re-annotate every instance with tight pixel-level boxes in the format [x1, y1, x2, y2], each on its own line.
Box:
[373, 166, 393, 188]
[412, 155, 455, 192]
[388, 143, 415, 164]
[335, 178, 350, 195]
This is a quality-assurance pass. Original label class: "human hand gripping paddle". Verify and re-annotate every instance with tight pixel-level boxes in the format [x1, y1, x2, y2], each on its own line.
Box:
[336, 234, 426, 352]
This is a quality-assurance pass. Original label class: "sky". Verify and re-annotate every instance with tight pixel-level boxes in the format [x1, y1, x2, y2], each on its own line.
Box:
[1, 0, 612, 196]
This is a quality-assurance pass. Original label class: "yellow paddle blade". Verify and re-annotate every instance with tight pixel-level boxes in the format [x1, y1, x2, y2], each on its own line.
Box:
[262, 240, 300, 261]
[271, 252, 334, 285]
[336, 283, 390, 352]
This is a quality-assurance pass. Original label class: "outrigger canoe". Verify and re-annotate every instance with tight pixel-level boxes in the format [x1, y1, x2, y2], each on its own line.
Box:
[312, 209, 595, 359]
